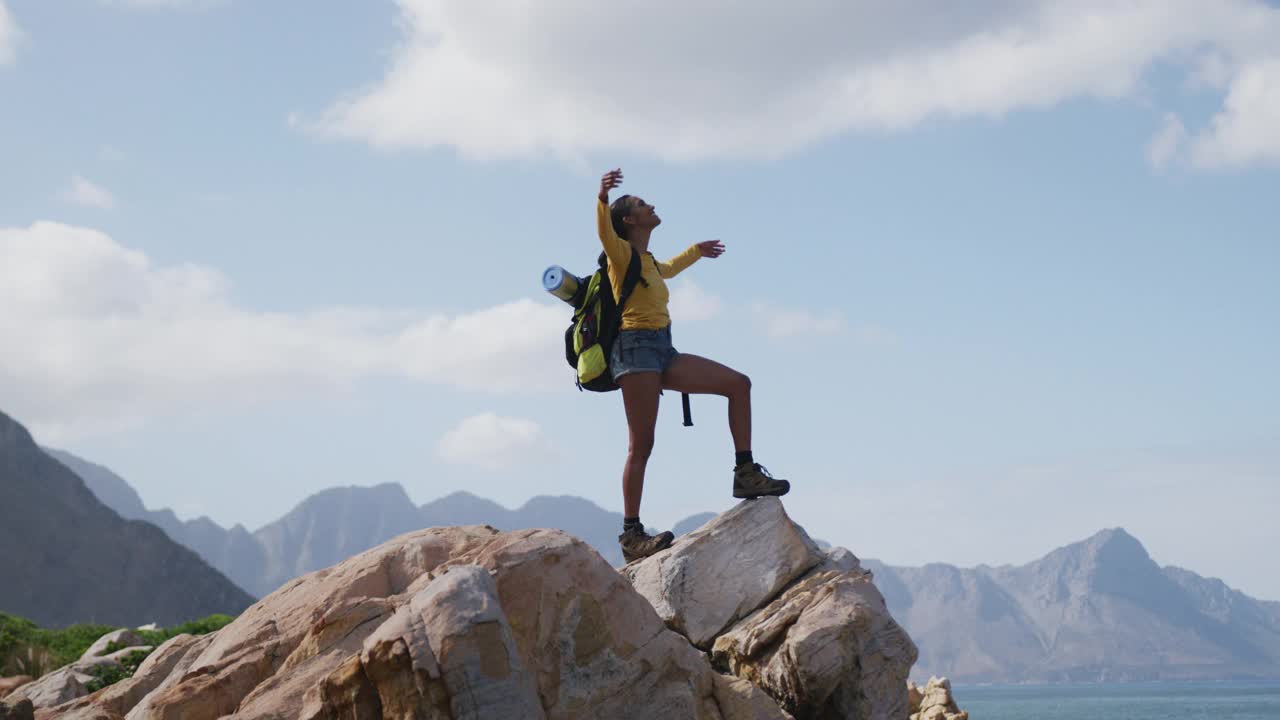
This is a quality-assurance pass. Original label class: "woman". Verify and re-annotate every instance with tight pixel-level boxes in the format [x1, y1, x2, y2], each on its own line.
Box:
[597, 168, 790, 563]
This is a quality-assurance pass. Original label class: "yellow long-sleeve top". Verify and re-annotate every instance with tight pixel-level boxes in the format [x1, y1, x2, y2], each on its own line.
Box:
[597, 199, 701, 330]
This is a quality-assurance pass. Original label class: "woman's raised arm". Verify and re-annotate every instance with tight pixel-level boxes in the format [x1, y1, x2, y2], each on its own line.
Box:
[596, 168, 631, 267]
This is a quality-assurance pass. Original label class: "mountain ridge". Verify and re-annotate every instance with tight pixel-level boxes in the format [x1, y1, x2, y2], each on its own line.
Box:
[866, 527, 1280, 682]
[0, 412, 254, 628]
[47, 447, 685, 597]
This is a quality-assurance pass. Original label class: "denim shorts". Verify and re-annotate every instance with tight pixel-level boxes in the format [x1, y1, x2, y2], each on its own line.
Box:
[611, 325, 679, 381]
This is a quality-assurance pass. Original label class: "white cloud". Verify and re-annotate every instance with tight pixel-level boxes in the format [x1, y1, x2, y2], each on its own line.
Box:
[0, 1, 22, 66]
[752, 302, 845, 340]
[668, 280, 722, 324]
[1189, 58, 1280, 168]
[0, 222, 568, 440]
[64, 175, 118, 210]
[313, 0, 1280, 168]
[436, 412, 559, 471]
[1147, 113, 1188, 170]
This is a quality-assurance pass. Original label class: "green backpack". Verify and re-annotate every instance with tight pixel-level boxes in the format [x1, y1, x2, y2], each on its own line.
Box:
[564, 248, 643, 392]
[563, 249, 693, 424]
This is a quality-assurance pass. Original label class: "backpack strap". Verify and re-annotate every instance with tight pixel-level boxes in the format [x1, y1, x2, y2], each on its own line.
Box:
[615, 247, 644, 312]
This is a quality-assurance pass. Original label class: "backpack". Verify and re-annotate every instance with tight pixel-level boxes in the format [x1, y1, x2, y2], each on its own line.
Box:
[562, 249, 694, 425]
[564, 248, 643, 392]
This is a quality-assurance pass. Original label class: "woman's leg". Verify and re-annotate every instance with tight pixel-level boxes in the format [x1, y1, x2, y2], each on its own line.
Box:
[618, 371, 662, 518]
[661, 353, 751, 453]
[662, 353, 789, 498]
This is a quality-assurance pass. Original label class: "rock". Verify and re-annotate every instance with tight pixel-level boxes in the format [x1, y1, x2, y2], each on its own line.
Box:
[440, 528, 788, 720]
[312, 565, 543, 720]
[231, 596, 397, 720]
[130, 525, 499, 720]
[712, 568, 917, 720]
[907, 680, 924, 711]
[55, 505, 913, 720]
[823, 546, 867, 576]
[39, 634, 202, 720]
[404, 565, 542, 719]
[3, 655, 122, 710]
[81, 630, 144, 661]
[121, 633, 217, 720]
[0, 678, 32, 700]
[908, 676, 967, 720]
[622, 497, 825, 648]
[0, 698, 34, 720]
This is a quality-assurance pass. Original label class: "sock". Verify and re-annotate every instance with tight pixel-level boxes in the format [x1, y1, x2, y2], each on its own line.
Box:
[735, 450, 754, 468]
[623, 516, 642, 532]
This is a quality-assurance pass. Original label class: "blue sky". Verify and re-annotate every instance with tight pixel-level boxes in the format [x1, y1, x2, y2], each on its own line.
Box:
[1, 1, 1278, 599]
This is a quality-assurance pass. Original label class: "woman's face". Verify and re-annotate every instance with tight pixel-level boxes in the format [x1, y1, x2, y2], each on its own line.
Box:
[627, 197, 662, 230]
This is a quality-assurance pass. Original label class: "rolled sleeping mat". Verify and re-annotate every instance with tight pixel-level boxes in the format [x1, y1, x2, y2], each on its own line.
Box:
[543, 265, 583, 305]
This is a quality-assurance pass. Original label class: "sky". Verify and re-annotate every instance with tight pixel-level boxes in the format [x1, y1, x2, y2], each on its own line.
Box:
[1, 1, 1278, 600]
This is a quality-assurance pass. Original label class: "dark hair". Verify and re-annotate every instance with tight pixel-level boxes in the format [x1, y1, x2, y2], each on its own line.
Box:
[609, 194, 636, 240]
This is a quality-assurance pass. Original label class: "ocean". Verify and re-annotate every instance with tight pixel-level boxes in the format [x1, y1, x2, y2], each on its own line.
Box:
[953, 682, 1280, 719]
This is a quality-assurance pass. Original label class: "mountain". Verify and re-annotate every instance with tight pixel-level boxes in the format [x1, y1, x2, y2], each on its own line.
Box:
[50, 447, 712, 597]
[867, 528, 1280, 682]
[248, 488, 665, 596]
[43, 447, 267, 593]
[0, 411, 254, 628]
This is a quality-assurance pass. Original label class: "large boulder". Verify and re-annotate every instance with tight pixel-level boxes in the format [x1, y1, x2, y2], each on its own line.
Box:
[631, 500, 917, 720]
[43, 524, 786, 720]
[712, 570, 917, 719]
[622, 497, 825, 649]
[42, 501, 917, 720]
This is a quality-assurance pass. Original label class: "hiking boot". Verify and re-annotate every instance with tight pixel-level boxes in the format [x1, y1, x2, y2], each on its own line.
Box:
[733, 463, 790, 499]
[618, 523, 675, 563]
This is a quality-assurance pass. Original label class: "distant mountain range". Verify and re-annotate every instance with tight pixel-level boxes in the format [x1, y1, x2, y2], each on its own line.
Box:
[0, 411, 253, 628]
[23, 422, 1280, 683]
[866, 528, 1280, 682]
[47, 447, 693, 598]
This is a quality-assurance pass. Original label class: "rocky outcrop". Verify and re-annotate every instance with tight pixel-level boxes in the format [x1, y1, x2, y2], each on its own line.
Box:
[622, 498, 826, 649]
[907, 677, 968, 720]
[38, 500, 917, 719]
[45, 634, 203, 720]
[627, 498, 916, 720]
[8, 629, 157, 712]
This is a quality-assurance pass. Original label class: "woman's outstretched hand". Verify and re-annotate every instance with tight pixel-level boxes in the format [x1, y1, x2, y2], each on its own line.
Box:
[599, 168, 623, 203]
[697, 239, 725, 259]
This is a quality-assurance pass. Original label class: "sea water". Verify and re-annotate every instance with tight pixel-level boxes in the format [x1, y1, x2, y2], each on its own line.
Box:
[954, 682, 1280, 719]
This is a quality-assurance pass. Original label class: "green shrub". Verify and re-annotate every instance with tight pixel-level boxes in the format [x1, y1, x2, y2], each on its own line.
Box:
[84, 662, 130, 694]
[0, 612, 236, 684]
